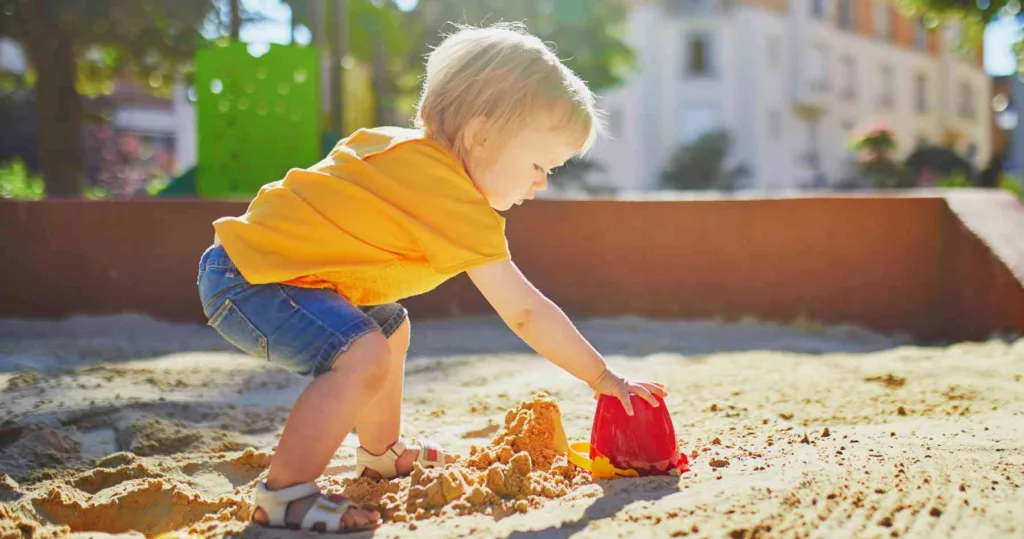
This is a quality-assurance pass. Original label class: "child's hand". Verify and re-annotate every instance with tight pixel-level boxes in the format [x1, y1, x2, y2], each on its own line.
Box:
[587, 367, 667, 416]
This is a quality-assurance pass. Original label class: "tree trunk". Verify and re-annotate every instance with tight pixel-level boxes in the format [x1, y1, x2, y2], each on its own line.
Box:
[230, 0, 242, 40]
[25, 12, 85, 198]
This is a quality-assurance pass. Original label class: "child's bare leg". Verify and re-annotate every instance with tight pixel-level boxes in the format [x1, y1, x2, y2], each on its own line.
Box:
[253, 331, 390, 528]
[355, 319, 454, 479]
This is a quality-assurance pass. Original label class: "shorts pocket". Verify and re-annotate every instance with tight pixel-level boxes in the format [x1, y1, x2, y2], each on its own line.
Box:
[208, 298, 269, 360]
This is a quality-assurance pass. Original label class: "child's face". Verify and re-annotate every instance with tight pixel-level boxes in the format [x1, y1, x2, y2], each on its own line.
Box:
[467, 124, 580, 212]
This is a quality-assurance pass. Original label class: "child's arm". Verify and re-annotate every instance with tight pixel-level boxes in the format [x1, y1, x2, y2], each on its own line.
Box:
[466, 259, 666, 415]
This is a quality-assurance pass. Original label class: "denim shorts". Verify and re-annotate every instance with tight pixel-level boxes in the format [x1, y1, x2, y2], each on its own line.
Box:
[196, 244, 407, 377]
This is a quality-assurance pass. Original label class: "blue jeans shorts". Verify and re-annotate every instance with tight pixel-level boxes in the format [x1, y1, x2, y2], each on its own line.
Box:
[196, 244, 407, 377]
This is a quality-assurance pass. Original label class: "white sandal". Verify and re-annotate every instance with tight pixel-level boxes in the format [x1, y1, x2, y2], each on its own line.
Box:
[252, 481, 378, 532]
[355, 438, 449, 479]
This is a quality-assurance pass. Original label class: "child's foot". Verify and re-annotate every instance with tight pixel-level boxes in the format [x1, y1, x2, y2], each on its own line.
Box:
[251, 482, 379, 532]
[357, 438, 456, 480]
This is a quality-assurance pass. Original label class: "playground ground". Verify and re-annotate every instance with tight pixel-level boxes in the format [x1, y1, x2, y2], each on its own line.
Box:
[1, 314, 1023, 538]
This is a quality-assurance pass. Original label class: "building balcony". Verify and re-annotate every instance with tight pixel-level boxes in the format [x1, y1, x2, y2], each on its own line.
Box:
[790, 79, 829, 120]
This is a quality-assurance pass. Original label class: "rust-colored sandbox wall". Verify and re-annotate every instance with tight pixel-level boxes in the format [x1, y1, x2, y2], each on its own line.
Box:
[1, 197, 1020, 341]
[405, 198, 949, 338]
[940, 205, 1024, 340]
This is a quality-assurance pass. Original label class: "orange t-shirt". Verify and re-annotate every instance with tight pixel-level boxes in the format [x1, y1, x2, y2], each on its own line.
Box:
[212, 127, 510, 305]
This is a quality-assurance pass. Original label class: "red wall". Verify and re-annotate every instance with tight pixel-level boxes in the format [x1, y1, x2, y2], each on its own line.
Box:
[1, 197, 1020, 342]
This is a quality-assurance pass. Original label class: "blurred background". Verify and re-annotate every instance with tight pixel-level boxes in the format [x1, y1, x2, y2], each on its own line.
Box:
[0, 0, 1022, 200]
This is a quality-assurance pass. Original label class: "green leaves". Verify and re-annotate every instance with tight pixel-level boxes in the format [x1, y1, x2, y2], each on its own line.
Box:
[399, 0, 636, 91]
[1, 0, 216, 96]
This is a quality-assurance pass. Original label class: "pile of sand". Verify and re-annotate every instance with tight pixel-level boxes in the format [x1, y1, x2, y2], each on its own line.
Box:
[329, 393, 590, 526]
[177, 393, 595, 537]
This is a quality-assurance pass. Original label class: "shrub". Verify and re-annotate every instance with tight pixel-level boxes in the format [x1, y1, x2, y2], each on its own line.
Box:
[660, 130, 748, 191]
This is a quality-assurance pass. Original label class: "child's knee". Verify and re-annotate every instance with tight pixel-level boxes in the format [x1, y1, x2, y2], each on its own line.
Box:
[331, 331, 392, 390]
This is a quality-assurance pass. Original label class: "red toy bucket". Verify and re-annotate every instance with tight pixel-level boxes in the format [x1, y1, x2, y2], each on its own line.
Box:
[589, 393, 689, 476]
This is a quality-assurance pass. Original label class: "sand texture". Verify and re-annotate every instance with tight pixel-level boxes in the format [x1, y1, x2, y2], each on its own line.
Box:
[1, 314, 1022, 538]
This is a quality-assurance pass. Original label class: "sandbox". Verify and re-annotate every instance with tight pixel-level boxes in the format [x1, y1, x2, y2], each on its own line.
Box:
[1, 314, 1022, 538]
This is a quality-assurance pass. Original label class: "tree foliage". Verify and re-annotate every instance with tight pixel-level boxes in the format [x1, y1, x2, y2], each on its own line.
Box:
[2, 0, 637, 197]
[0, 0, 217, 96]
[398, 0, 636, 93]
[900, 0, 1022, 65]
[0, 0, 221, 197]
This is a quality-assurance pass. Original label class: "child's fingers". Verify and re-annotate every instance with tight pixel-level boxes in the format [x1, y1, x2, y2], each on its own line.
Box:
[630, 383, 660, 408]
[617, 389, 635, 416]
[640, 382, 668, 398]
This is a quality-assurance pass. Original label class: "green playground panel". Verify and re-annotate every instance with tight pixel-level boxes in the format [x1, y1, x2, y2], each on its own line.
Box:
[194, 43, 321, 198]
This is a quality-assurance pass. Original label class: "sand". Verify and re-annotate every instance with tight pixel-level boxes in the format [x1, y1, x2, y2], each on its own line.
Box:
[1, 314, 1023, 538]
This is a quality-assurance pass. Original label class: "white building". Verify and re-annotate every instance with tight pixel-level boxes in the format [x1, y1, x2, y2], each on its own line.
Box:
[587, 0, 993, 192]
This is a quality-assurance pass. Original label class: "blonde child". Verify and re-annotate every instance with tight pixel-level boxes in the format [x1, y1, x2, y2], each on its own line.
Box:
[197, 23, 667, 532]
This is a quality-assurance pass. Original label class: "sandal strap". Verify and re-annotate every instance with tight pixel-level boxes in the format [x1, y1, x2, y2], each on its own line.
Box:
[254, 481, 320, 526]
[415, 438, 447, 467]
[355, 439, 407, 479]
[301, 495, 352, 532]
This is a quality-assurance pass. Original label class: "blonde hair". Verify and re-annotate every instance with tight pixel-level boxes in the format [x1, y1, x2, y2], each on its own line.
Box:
[414, 23, 603, 164]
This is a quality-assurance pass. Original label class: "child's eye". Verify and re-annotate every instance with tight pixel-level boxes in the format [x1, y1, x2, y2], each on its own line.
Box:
[534, 164, 548, 174]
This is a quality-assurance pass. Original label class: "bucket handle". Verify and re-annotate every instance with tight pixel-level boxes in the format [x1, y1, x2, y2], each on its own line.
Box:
[568, 442, 639, 480]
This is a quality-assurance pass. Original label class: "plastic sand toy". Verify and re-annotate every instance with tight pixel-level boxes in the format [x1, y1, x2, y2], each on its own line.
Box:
[568, 393, 689, 479]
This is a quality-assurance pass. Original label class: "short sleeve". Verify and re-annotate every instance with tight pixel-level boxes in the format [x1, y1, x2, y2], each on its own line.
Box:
[355, 136, 512, 274]
[414, 194, 511, 273]
[391, 147, 511, 273]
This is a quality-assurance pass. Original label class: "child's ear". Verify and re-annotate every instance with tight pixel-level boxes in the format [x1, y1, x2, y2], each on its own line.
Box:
[463, 116, 489, 154]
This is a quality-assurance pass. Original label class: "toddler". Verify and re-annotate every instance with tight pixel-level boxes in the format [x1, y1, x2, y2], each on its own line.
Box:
[197, 23, 667, 532]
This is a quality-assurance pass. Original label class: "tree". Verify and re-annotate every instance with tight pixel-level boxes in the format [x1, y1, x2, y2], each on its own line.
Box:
[0, 0, 222, 197]
[901, 0, 1022, 64]
[399, 0, 636, 95]
[287, 0, 635, 131]
[548, 157, 611, 194]
[905, 145, 975, 184]
[849, 121, 911, 188]
[902, 0, 1016, 21]
[660, 131, 748, 191]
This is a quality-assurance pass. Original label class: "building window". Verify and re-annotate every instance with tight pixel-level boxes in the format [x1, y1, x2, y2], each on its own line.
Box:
[879, 65, 894, 108]
[838, 0, 854, 30]
[875, 2, 891, 41]
[811, 0, 826, 20]
[811, 44, 829, 89]
[768, 110, 782, 138]
[958, 82, 974, 119]
[677, 102, 721, 144]
[767, 36, 782, 68]
[685, 32, 714, 77]
[915, 74, 928, 113]
[914, 20, 928, 52]
[841, 56, 857, 100]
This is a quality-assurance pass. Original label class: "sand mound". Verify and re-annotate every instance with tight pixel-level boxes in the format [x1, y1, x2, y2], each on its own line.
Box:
[333, 392, 589, 525]
[32, 478, 233, 536]
[0, 425, 84, 483]
[8, 448, 273, 538]
[4, 369, 43, 391]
